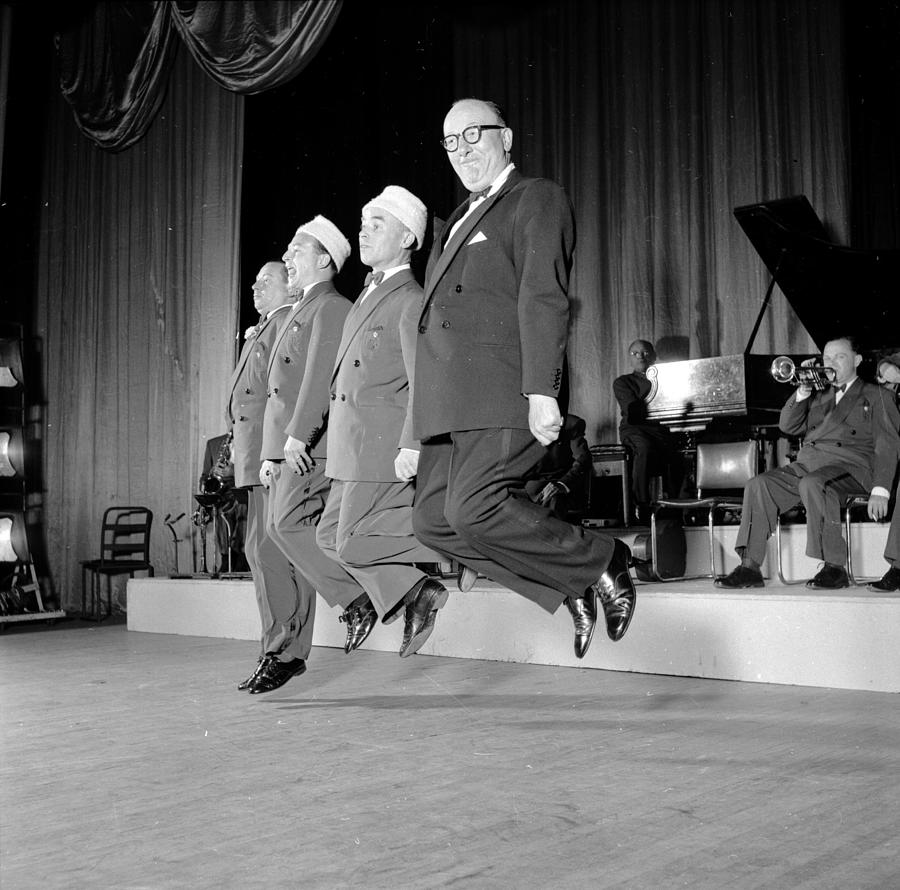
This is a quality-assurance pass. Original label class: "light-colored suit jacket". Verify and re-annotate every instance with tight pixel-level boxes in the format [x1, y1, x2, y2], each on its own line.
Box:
[325, 270, 422, 482]
[225, 303, 291, 488]
[780, 378, 900, 491]
[260, 280, 352, 461]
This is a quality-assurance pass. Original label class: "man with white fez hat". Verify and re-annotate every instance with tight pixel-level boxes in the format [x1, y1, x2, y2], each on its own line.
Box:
[314, 186, 450, 658]
[248, 214, 360, 694]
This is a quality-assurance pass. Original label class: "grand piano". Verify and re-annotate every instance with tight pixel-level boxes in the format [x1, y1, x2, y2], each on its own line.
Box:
[644, 195, 900, 436]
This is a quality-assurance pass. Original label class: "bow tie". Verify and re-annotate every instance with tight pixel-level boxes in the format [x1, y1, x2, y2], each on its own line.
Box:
[364, 270, 384, 287]
[834, 383, 846, 394]
[468, 187, 491, 204]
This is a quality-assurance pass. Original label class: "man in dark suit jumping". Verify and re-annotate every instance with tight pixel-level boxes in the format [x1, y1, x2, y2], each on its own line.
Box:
[410, 97, 636, 660]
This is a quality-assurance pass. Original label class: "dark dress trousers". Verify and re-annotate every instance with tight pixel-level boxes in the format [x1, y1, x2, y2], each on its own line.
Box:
[412, 170, 616, 613]
[735, 379, 900, 566]
[613, 370, 681, 506]
[225, 303, 297, 656]
[315, 270, 440, 615]
[260, 281, 360, 661]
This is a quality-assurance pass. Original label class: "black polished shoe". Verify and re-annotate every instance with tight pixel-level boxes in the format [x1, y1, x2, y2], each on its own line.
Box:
[592, 538, 636, 642]
[715, 565, 765, 589]
[457, 565, 478, 592]
[339, 595, 378, 653]
[248, 657, 306, 694]
[399, 579, 449, 658]
[868, 566, 900, 592]
[565, 593, 597, 659]
[238, 655, 271, 691]
[806, 564, 849, 589]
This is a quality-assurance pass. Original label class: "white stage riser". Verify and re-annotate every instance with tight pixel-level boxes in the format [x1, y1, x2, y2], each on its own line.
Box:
[127, 573, 900, 694]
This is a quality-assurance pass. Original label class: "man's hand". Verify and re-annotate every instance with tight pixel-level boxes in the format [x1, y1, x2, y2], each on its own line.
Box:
[259, 460, 278, 489]
[284, 435, 314, 475]
[868, 492, 890, 521]
[527, 394, 562, 446]
[395, 448, 419, 481]
[538, 481, 564, 506]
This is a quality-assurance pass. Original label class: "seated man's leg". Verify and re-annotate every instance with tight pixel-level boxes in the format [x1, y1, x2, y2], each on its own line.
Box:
[620, 428, 654, 513]
[719, 466, 803, 587]
[799, 466, 867, 586]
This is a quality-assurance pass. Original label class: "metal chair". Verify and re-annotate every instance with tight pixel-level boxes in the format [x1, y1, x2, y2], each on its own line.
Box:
[81, 507, 154, 620]
[649, 441, 758, 581]
[776, 494, 883, 585]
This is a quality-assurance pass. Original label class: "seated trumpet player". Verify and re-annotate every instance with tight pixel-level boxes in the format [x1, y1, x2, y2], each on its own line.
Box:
[717, 335, 900, 589]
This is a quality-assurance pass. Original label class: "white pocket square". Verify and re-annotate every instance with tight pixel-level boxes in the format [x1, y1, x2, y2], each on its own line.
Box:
[467, 231, 488, 245]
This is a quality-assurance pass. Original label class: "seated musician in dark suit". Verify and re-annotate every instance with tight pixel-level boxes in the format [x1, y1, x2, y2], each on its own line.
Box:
[199, 433, 249, 573]
[613, 339, 682, 524]
[717, 335, 900, 590]
[523, 413, 592, 521]
[869, 352, 900, 592]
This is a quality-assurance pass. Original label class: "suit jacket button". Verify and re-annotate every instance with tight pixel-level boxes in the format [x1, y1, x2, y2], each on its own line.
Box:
[418, 325, 426, 333]
[284, 356, 291, 363]
[441, 321, 450, 328]
[239, 416, 247, 422]
[455, 285, 462, 293]
[330, 393, 336, 400]
[273, 387, 279, 394]
[341, 394, 346, 401]
[354, 359, 360, 367]
[245, 387, 252, 394]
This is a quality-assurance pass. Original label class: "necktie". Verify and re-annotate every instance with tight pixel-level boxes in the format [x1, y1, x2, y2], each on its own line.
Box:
[468, 187, 491, 204]
[364, 270, 384, 287]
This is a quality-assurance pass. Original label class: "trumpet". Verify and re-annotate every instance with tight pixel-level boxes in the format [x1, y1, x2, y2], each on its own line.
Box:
[770, 356, 836, 391]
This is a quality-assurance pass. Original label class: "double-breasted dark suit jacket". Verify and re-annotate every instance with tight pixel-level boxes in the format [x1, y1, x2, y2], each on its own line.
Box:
[413, 170, 574, 440]
[260, 281, 352, 462]
[779, 379, 900, 491]
[225, 304, 291, 488]
[325, 270, 423, 482]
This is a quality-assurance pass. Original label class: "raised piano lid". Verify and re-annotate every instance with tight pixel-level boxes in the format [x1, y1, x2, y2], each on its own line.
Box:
[733, 195, 900, 354]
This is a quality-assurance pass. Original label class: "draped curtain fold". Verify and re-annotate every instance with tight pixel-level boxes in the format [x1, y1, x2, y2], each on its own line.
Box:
[451, 0, 847, 441]
[57, 0, 342, 151]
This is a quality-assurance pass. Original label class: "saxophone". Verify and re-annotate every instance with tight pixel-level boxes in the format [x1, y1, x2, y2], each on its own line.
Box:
[201, 432, 234, 496]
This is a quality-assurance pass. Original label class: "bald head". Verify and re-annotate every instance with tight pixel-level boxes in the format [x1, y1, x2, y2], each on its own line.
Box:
[252, 261, 290, 316]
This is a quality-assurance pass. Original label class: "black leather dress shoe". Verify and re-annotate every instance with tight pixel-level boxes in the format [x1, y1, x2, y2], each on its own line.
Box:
[806, 564, 849, 589]
[592, 538, 636, 642]
[715, 565, 765, 589]
[565, 593, 597, 659]
[238, 655, 271, 691]
[399, 579, 449, 657]
[868, 565, 900, 592]
[457, 565, 478, 592]
[339, 595, 378, 653]
[249, 657, 306, 694]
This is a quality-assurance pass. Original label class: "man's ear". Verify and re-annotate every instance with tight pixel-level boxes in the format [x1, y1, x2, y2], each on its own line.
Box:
[401, 230, 415, 250]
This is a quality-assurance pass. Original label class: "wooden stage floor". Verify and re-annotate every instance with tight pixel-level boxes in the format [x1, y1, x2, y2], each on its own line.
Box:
[2, 621, 899, 889]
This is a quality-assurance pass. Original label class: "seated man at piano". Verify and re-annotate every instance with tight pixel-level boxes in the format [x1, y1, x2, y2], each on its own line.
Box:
[717, 335, 900, 590]
[613, 339, 682, 524]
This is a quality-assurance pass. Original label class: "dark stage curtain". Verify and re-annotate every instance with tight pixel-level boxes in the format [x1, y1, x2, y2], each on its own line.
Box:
[35, 45, 244, 607]
[450, 0, 848, 441]
[57, 0, 342, 151]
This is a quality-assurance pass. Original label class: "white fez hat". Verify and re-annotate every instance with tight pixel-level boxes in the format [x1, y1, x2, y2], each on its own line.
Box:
[364, 185, 427, 249]
[296, 215, 351, 272]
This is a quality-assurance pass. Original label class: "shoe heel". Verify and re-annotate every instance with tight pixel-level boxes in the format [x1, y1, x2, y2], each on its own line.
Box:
[431, 585, 449, 610]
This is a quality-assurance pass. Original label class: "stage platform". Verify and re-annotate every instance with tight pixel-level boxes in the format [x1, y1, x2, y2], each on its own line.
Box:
[127, 523, 900, 694]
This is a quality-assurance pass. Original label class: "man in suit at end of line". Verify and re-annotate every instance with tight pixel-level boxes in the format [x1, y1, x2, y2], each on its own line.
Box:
[717, 335, 900, 590]
[411, 97, 636, 661]
[315, 186, 449, 658]
[226, 261, 298, 692]
[253, 216, 361, 693]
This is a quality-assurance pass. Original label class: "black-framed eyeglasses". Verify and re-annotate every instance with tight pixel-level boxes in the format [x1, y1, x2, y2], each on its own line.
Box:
[440, 124, 504, 152]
